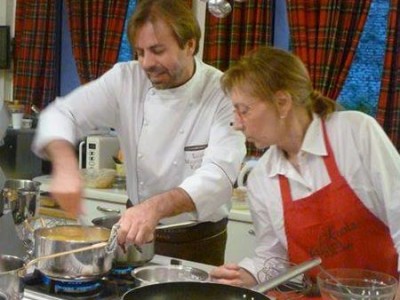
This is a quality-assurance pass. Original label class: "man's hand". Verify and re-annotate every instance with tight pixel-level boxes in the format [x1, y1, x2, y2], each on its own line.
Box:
[118, 200, 160, 246]
[117, 187, 196, 246]
[46, 140, 83, 218]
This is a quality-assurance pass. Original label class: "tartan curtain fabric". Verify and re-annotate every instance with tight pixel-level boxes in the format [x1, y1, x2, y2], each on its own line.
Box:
[65, 0, 129, 84]
[287, 0, 371, 100]
[376, 0, 400, 150]
[203, 0, 274, 157]
[203, 0, 274, 72]
[13, 1, 59, 110]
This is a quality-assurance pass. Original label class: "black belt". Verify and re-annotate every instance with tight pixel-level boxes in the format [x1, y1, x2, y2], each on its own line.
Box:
[156, 218, 228, 243]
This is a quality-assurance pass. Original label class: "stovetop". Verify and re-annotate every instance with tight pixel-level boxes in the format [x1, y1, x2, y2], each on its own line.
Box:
[23, 268, 136, 300]
[22, 255, 213, 300]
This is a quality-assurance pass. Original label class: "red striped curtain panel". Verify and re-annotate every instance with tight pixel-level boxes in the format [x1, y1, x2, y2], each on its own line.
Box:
[65, 0, 129, 84]
[13, 1, 59, 110]
[287, 0, 371, 100]
[376, 0, 400, 150]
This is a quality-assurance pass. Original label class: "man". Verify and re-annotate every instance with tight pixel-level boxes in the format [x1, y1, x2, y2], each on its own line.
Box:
[32, 0, 246, 265]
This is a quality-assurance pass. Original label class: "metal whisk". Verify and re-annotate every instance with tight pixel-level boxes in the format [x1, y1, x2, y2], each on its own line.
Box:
[257, 257, 313, 298]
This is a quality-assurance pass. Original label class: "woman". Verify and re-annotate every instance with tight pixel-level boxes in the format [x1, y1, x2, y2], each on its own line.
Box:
[210, 46, 400, 288]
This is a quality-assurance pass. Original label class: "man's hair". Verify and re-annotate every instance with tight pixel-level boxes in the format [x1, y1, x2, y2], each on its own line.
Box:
[128, 0, 201, 54]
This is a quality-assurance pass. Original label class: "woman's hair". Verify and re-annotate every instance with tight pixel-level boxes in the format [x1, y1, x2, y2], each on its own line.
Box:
[221, 46, 336, 119]
[127, 0, 201, 55]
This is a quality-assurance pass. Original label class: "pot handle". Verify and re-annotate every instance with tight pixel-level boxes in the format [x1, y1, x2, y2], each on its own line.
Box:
[105, 223, 120, 254]
[253, 257, 322, 294]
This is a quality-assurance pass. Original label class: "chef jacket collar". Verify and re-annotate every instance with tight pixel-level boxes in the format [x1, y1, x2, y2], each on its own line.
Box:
[264, 114, 328, 178]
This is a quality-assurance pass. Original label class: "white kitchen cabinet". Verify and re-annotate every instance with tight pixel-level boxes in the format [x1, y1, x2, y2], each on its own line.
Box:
[225, 218, 256, 263]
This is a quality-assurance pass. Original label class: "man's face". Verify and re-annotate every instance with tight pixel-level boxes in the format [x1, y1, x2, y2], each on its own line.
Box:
[134, 20, 196, 89]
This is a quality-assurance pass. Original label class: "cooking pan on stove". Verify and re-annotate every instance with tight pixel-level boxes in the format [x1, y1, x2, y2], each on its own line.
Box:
[122, 257, 322, 300]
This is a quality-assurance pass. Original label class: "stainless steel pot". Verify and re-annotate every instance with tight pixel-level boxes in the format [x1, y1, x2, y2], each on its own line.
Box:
[0, 255, 25, 300]
[92, 214, 154, 267]
[33, 225, 114, 281]
[92, 215, 198, 267]
[132, 265, 209, 286]
[0, 179, 41, 224]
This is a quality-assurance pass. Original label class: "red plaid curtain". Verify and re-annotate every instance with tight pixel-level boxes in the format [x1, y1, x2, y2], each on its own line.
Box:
[376, 0, 400, 150]
[203, 0, 274, 157]
[287, 0, 371, 100]
[203, 0, 274, 72]
[13, 1, 59, 110]
[65, 0, 129, 84]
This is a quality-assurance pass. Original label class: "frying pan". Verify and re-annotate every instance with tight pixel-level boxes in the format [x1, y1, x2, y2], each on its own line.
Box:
[122, 257, 322, 300]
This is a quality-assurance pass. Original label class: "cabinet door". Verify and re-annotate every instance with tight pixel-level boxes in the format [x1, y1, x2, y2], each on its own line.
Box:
[82, 198, 125, 224]
[225, 220, 256, 263]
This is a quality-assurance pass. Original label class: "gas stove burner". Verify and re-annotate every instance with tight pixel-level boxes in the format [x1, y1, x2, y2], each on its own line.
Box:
[110, 266, 134, 277]
[41, 274, 102, 295]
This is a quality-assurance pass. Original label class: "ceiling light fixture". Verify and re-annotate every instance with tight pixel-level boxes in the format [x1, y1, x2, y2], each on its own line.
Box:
[201, 0, 247, 18]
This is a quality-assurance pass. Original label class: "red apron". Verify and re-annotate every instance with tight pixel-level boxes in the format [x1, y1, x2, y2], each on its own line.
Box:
[279, 121, 398, 280]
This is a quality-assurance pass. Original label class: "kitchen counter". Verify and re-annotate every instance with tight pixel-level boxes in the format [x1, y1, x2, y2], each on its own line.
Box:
[33, 175, 253, 223]
[34, 175, 128, 204]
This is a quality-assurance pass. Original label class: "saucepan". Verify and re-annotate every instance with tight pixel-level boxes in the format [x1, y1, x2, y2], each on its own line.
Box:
[92, 214, 197, 267]
[0, 255, 25, 300]
[0, 225, 118, 298]
[32, 225, 117, 281]
[122, 257, 322, 300]
[0, 179, 41, 224]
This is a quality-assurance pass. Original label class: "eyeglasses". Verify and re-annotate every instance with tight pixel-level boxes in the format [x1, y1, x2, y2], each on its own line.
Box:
[233, 101, 259, 120]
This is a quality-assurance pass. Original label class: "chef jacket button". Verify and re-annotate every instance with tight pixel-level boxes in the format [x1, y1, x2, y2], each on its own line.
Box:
[138, 153, 143, 159]
[179, 129, 184, 134]
[139, 181, 144, 185]
[173, 161, 178, 166]
[143, 120, 148, 126]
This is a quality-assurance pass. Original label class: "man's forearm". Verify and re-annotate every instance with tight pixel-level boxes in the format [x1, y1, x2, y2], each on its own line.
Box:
[45, 139, 78, 172]
[144, 187, 196, 221]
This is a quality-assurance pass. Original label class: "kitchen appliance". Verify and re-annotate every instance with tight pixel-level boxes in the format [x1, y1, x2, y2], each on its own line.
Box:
[78, 135, 119, 170]
[22, 256, 321, 300]
[22, 256, 191, 300]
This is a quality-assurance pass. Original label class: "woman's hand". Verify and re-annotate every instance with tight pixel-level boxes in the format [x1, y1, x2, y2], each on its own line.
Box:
[210, 264, 257, 287]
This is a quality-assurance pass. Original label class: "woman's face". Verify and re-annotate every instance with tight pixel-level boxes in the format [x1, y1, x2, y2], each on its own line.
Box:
[231, 87, 281, 149]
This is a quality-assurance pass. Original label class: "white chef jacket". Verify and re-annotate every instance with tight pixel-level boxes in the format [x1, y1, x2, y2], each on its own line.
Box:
[239, 111, 400, 281]
[32, 57, 246, 224]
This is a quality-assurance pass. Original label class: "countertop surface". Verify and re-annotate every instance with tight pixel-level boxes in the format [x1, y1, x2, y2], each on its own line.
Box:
[34, 175, 253, 223]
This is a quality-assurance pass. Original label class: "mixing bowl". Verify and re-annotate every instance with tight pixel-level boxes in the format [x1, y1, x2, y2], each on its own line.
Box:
[317, 268, 398, 300]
